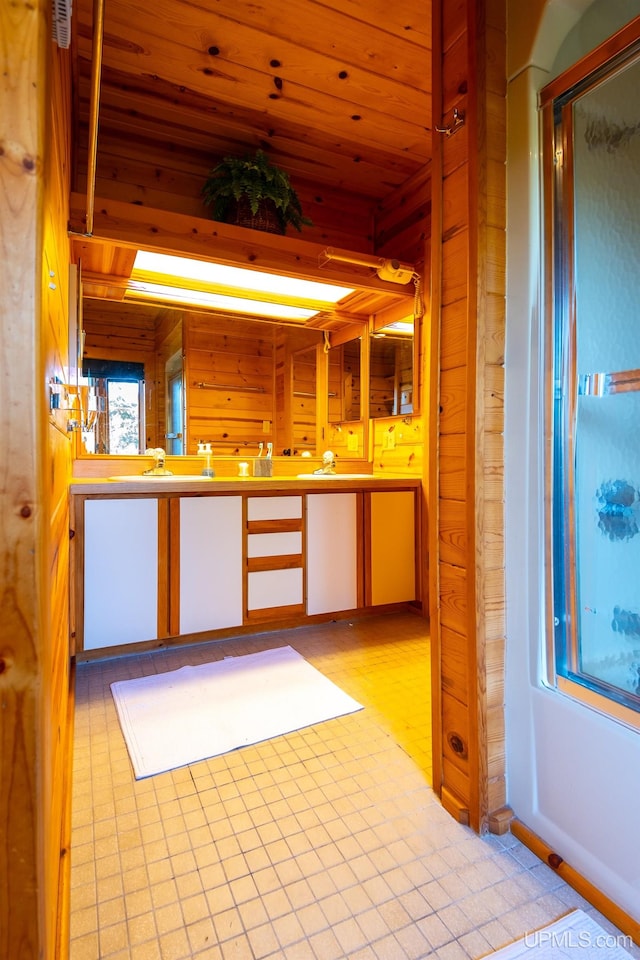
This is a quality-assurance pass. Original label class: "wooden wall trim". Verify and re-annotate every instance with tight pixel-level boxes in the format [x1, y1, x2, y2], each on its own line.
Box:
[466, 0, 484, 833]
[2, 0, 43, 953]
[157, 499, 171, 638]
[428, 0, 445, 800]
[431, 0, 507, 833]
[2, 2, 75, 957]
[511, 820, 640, 946]
[69, 193, 419, 295]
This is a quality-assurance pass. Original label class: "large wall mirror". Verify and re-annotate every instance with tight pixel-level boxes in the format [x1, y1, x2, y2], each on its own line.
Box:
[78, 298, 370, 459]
[74, 244, 417, 459]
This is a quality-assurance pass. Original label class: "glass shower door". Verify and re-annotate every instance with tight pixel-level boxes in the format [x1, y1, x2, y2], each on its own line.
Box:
[552, 45, 640, 716]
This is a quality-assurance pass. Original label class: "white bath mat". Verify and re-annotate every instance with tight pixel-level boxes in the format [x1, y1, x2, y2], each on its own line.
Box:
[484, 909, 635, 959]
[111, 645, 363, 779]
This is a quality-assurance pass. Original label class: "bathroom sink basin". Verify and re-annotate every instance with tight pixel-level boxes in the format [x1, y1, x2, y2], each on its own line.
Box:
[296, 473, 373, 480]
[108, 475, 216, 482]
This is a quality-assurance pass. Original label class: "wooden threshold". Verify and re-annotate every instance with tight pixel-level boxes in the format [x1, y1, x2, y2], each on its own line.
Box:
[511, 819, 640, 947]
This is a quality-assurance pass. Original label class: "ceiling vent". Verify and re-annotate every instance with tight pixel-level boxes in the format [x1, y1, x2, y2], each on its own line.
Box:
[52, 0, 72, 48]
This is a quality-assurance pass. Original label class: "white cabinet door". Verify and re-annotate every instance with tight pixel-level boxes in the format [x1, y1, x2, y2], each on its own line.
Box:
[369, 490, 416, 604]
[84, 498, 159, 649]
[180, 496, 243, 633]
[306, 493, 358, 615]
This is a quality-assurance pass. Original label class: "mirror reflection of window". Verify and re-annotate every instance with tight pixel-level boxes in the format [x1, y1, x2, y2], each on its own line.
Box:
[107, 381, 143, 454]
[328, 339, 361, 423]
[165, 350, 184, 455]
[369, 332, 413, 418]
[81, 359, 145, 454]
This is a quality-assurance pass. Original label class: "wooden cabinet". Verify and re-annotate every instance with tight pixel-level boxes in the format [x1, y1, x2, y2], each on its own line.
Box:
[366, 490, 416, 605]
[79, 494, 244, 651]
[245, 496, 304, 620]
[74, 480, 419, 657]
[306, 492, 361, 615]
[180, 496, 243, 633]
[83, 497, 160, 649]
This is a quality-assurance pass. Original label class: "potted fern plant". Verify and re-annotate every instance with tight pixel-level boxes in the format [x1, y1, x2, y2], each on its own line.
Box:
[201, 149, 313, 235]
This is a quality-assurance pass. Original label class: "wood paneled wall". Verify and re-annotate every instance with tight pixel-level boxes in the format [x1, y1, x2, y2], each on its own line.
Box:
[82, 300, 158, 364]
[374, 165, 432, 266]
[369, 339, 414, 418]
[274, 326, 325, 455]
[183, 314, 328, 457]
[429, 0, 507, 831]
[76, 130, 377, 252]
[1, 3, 74, 956]
[43, 37, 75, 960]
[370, 274, 428, 478]
[290, 352, 316, 451]
[328, 340, 361, 425]
[372, 417, 424, 477]
[185, 313, 278, 455]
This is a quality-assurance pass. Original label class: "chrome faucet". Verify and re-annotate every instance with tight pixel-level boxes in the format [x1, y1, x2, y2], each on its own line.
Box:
[314, 450, 336, 475]
[143, 447, 173, 476]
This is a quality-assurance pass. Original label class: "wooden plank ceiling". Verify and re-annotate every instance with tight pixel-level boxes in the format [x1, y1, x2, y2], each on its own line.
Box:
[69, 0, 430, 333]
[71, 0, 432, 206]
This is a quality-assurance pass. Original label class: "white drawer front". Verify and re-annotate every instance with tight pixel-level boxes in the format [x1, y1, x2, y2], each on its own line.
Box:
[248, 568, 303, 609]
[247, 496, 302, 521]
[247, 531, 302, 558]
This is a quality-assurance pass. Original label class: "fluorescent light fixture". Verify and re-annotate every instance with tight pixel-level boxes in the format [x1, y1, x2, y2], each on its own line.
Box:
[132, 251, 355, 306]
[125, 281, 318, 321]
[377, 319, 414, 335]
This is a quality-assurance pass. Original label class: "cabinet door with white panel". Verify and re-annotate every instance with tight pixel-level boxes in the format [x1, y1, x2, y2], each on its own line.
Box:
[180, 495, 243, 633]
[83, 497, 159, 650]
[306, 492, 361, 615]
[366, 490, 416, 605]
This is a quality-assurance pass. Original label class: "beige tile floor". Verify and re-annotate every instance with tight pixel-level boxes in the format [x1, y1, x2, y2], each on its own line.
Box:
[69, 612, 639, 959]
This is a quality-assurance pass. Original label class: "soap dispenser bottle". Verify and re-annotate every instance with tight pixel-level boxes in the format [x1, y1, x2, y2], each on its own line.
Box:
[198, 442, 216, 477]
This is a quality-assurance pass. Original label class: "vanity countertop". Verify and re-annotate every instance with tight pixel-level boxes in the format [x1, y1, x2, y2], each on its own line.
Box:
[69, 474, 421, 495]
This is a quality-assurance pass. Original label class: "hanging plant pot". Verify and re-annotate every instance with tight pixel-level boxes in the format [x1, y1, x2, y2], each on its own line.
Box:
[227, 196, 286, 235]
[201, 149, 313, 235]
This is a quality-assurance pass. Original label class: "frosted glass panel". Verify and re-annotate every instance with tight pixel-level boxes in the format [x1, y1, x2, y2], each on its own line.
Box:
[575, 395, 640, 696]
[568, 55, 640, 706]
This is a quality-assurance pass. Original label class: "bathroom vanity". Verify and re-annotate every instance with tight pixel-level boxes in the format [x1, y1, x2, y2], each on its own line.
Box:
[70, 476, 421, 659]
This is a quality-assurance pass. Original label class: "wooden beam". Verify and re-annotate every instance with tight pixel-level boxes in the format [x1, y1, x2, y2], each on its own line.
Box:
[2, 2, 74, 958]
[430, 0, 507, 834]
[69, 194, 418, 296]
[1, 0, 47, 954]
